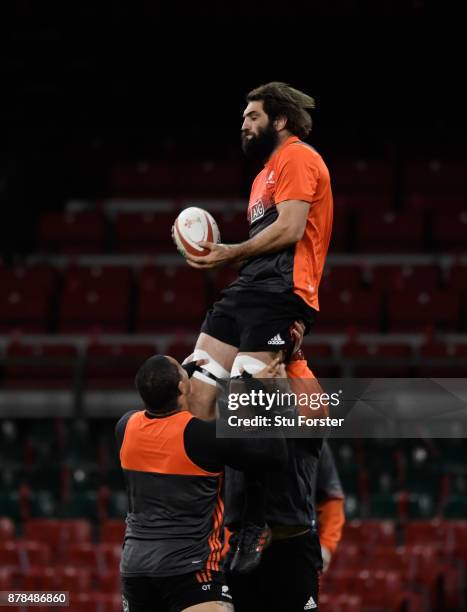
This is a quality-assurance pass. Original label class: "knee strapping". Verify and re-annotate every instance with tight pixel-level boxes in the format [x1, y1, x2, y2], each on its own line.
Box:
[230, 354, 267, 378]
[188, 349, 230, 387]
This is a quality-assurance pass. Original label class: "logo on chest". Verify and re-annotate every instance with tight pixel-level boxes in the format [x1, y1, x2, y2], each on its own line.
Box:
[250, 200, 265, 224]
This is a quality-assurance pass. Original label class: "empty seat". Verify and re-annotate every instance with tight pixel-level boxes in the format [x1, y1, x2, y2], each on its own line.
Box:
[341, 519, 396, 548]
[136, 266, 207, 331]
[64, 265, 131, 293]
[100, 519, 126, 543]
[342, 342, 412, 377]
[4, 342, 78, 389]
[85, 342, 155, 388]
[318, 593, 361, 612]
[216, 208, 248, 242]
[0, 517, 15, 541]
[0, 567, 13, 590]
[448, 264, 467, 290]
[331, 159, 393, 194]
[0, 543, 22, 569]
[432, 211, 467, 251]
[387, 291, 460, 331]
[0, 287, 50, 333]
[60, 287, 129, 333]
[355, 211, 424, 252]
[406, 193, 466, 213]
[24, 519, 91, 551]
[405, 160, 467, 195]
[368, 264, 440, 291]
[165, 338, 196, 363]
[316, 289, 382, 332]
[0, 264, 56, 295]
[38, 211, 106, 253]
[114, 210, 177, 253]
[321, 265, 363, 291]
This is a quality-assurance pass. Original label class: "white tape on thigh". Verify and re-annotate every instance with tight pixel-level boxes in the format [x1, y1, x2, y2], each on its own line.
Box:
[190, 349, 230, 386]
[231, 355, 267, 378]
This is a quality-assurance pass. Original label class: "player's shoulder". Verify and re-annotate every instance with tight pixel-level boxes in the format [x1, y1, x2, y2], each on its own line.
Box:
[277, 138, 325, 167]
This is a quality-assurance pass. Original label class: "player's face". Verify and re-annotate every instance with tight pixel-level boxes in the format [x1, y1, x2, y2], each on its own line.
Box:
[241, 100, 278, 160]
[166, 356, 191, 410]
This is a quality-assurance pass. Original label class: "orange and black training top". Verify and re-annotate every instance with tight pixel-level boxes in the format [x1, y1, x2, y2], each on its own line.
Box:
[231, 136, 333, 311]
[115, 408, 286, 578]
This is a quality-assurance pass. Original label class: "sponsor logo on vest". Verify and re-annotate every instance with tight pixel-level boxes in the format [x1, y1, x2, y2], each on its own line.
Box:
[250, 200, 265, 223]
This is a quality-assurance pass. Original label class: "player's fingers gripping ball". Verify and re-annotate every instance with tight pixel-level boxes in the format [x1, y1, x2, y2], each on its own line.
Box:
[172, 207, 221, 258]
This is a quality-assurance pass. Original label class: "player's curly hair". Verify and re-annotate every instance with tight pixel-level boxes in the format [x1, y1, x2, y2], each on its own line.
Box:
[246, 82, 316, 140]
[135, 355, 181, 413]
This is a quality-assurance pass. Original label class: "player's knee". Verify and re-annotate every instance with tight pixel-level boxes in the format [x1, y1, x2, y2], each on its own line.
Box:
[190, 349, 230, 387]
[231, 354, 268, 378]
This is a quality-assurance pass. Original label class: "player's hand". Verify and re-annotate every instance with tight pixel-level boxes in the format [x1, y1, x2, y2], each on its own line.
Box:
[185, 242, 237, 269]
[252, 355, 286, 379]
[321, 545, 332, 573]
[291, 320, 306, 354]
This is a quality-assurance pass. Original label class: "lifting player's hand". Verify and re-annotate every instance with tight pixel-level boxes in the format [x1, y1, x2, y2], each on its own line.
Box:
[252, 355, 287, 379]
[290, 320, 306, 354]
[185, 242, 237, 269]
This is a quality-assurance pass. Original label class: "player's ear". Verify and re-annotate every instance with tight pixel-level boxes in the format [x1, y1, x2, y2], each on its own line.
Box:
[274, 115, 287, 132]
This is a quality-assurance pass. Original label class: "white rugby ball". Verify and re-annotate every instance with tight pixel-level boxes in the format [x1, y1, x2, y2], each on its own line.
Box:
[172, 207, 221, 258]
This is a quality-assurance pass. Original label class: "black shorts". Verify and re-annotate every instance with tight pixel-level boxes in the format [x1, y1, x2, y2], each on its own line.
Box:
[227, 530, 322, 612]
[122, 569, 231, 612]
[201, 288, 317, 353]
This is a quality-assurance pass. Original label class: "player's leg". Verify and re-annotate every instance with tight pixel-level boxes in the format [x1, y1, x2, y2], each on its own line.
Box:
[188, 333, 238, 419]
[182, 603, 234, 611]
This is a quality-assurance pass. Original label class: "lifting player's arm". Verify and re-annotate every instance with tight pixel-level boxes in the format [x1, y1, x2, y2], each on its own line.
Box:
[185, 200, 309, 269]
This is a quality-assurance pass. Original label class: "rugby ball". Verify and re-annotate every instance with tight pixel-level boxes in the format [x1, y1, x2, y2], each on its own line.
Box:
[172, 207, 221, 258]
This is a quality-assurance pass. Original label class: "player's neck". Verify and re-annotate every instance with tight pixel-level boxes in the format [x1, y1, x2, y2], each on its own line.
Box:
[266, 130, 293, 162]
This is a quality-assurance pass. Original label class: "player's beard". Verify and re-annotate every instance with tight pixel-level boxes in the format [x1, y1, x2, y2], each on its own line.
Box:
[241, 122, 279, 162]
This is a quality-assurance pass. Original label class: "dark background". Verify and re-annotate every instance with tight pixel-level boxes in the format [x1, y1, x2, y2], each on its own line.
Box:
[1, 1, 465, 256]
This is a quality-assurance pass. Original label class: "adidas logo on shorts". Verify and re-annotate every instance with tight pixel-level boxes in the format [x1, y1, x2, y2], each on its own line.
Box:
[304, 595, 317, 609]
[267, 334, 285, 346]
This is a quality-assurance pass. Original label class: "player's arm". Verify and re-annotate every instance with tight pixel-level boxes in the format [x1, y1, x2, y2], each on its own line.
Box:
[184, 418, 288, 473]
[316, 441, 345, 572]
[185, 200, 309, 269]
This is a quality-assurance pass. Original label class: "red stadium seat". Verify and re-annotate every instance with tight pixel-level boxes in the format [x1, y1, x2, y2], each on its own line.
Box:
[405, 160, 467, 195]
[98, 570, 121, 593]
[210, 267, 240, 296]
[4, 342, 78, 389]
[85, 342, 156, 388]
[316, 289, 382, 332]
[0, 568, 13, 590]
[64, 265, 131, 293]
[334, 192, 393, 213]
[60, 287, 130, 333]
[0, 543, 22, 570]
[448, 264, 467, 290]
[70, 593, 122, 612]
[64, 543, 101, 572]
[0, 517, 15, 540]
[216, 208, 248, 242]
[165, 338, 196, 363]
[38, 210, 106, 253]
[114, 210, 177, 253]
[21, 567, 57, 591]
[0, 264, 56, 296]
[355, 211, 424, 252]
[387, 290, 460, 332]
[100, 519, 126, 543]
[331, 159, 393, 194]
[368, 264, 440, 292]
[24, 519, 91, 551]
[136, 266, 207, 331]
[404, 519, 448, 547]
[0, 287, 50, 333]
[180, 161, 243, 195]
[406, 193, 466, 213]
[342, 342, 412, 377]
[16, 540, 51, 568]
[319, 593, 361, 612]
[341, 520, 396, 548]
[321, 265, 363, 291]
[432, 211, 467, 252]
